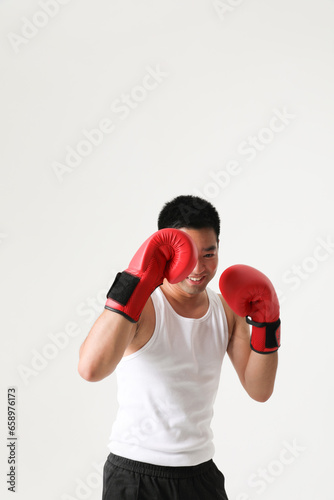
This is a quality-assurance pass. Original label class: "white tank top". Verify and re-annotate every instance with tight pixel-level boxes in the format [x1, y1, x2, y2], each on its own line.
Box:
[108, 286, 229, 466]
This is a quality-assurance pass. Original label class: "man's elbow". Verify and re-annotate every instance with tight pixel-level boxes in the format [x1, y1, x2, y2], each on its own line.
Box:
[250, 388, 274, 403]
[78, 360, 112, 382]
[78, 361, 97, 382]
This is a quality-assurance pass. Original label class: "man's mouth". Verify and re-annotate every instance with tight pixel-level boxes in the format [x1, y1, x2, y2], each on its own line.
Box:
[186, 275, 206, 285]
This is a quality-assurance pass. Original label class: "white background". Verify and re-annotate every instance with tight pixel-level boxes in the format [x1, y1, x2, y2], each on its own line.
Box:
[1, 0, 333, 499]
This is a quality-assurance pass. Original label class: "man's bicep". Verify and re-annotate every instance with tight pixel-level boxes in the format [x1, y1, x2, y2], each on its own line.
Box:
[227, 315, 251, 388]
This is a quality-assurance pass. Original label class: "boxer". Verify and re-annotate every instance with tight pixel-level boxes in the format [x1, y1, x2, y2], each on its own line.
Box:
[78, 195, 280, 500]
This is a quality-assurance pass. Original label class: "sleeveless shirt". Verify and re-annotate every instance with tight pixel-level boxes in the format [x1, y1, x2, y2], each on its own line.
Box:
[108, 286, 229, 466]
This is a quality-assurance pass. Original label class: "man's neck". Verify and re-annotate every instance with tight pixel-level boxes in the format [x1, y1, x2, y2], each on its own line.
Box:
[160, 280, 209, 319]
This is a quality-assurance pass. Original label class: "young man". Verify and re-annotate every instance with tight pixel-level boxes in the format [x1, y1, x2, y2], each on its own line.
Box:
[78, 195, 280, 500]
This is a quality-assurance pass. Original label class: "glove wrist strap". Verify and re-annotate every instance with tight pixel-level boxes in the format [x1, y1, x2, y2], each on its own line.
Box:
[246, 316, 281, 353]
[106, 271, 141, 306]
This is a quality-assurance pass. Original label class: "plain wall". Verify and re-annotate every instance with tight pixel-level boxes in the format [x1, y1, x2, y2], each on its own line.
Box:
[1, 1, 333, 499]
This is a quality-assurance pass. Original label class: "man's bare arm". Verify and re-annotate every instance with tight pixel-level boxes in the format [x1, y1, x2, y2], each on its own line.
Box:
[78, 310, 137, 382]
[227, 312, 278, 402]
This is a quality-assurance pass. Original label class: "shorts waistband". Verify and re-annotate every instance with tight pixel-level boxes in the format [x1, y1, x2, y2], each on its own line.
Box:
[107, 453, 214, 479]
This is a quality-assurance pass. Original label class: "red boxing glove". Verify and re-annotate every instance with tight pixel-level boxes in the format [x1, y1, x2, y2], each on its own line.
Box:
[105, 229, 198, 322]
[219, 264, 281, 354]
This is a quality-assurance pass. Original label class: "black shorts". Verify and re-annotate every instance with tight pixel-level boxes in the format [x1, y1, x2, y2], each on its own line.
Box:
[102, 452, 229, 499]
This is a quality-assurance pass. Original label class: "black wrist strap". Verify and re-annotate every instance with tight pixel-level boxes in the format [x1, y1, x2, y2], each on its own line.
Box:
[246, 316, 281, 349]
[106, 271, 140, 306]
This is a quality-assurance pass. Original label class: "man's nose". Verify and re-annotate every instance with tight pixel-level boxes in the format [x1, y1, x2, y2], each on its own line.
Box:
[191, 258, 205, 275]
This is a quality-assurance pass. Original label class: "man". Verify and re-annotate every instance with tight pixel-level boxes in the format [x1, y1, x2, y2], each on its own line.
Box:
[78, 195, 280, 499]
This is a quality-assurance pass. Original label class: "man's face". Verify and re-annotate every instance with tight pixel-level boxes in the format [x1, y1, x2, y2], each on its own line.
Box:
[176, 227, 219, 295]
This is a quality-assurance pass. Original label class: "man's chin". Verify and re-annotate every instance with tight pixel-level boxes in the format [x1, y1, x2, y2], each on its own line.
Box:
[178, 279, 207, 295]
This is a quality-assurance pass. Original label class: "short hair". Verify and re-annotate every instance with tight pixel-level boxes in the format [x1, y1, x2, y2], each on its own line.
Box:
[158, 195, 220, 241]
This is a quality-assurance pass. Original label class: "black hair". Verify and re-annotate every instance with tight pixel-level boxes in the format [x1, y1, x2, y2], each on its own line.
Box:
[157, 195, 220, 241]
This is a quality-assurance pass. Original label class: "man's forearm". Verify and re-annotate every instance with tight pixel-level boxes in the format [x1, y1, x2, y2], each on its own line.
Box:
[244, 351, 278, 402]
[78, 310, 137, 382]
